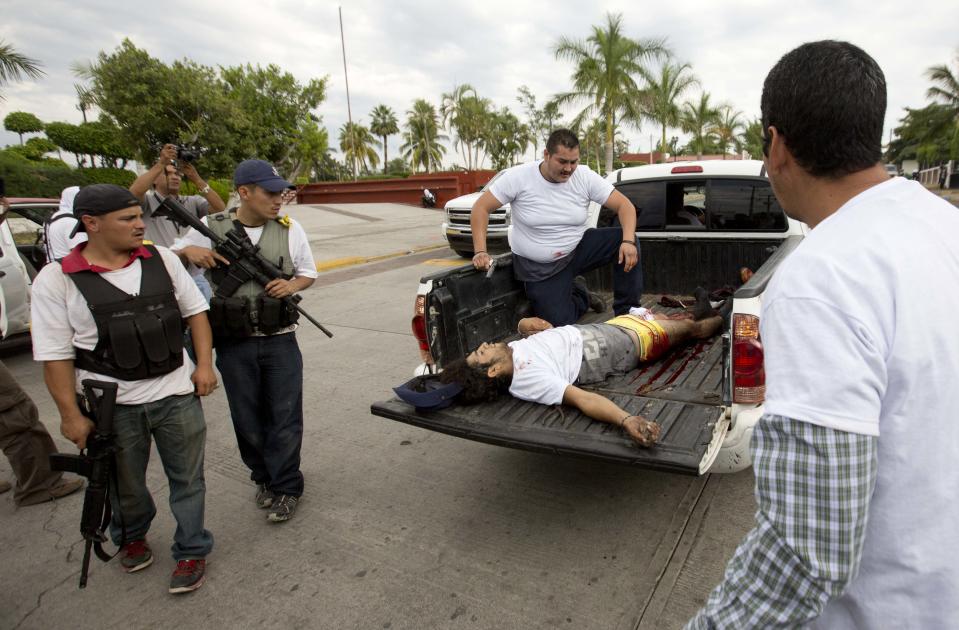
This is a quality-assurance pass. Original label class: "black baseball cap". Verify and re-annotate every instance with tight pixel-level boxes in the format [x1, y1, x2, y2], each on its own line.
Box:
[71, 184, 141, 236]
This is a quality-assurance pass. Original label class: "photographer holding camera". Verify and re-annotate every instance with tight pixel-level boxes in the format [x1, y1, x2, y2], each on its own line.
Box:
[130, 144, 225, 248]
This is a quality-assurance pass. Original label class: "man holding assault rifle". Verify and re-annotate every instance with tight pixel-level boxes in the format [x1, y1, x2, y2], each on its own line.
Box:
[31, 184, 217, 593]
[173, 159, 319, 524]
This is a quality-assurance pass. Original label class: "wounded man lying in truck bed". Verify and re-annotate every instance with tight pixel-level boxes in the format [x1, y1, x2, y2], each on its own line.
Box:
[438, 297, 727, 448]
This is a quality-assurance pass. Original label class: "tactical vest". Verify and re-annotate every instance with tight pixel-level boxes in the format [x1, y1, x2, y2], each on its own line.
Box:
[204, 210, 298, 337]
[69, 245, 184, 381]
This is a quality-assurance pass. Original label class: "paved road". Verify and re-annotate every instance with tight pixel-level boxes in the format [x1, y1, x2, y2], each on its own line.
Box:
[0, 203, 755, 630]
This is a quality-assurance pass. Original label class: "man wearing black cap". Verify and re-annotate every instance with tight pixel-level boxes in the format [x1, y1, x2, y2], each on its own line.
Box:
[31, 183, 217, 594]
[175, 159, 317, 524]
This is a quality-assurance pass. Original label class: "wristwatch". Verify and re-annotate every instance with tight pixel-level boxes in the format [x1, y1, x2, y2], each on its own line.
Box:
[199, 185, 212, 195]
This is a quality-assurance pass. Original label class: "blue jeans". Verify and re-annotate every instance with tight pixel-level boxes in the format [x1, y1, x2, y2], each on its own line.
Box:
[522, 227, 644, 326]
[215, 332, 304, 496]
[109, 393, 213, 560]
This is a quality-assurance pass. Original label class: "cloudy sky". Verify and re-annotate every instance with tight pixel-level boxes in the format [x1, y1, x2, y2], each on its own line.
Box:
[2, 0, 957, 168]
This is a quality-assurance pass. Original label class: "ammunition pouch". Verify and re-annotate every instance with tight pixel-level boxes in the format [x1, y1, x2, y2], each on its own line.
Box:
[209, 295, 298, 339]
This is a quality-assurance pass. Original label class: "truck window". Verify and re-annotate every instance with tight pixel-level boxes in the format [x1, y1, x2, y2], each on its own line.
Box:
[665, 180, 707, 229]
[707, 180, 787, 231]
[615, 181, 665, 230]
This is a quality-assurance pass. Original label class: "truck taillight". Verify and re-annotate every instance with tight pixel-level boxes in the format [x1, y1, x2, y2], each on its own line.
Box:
[733, 313, 765, 404]
[412, 296, 434, 366]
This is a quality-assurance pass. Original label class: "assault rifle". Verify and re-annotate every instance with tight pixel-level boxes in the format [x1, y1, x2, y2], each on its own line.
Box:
[48, 380, 120, 588]
[155, 196, 333, 338]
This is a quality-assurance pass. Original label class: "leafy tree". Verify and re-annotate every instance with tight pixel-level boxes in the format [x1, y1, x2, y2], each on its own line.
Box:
[516, 86, 563, 158]
[554, 12, 667, 173]
[219, 63, 328, 168]
[286, 118, 330, 181]
[385, 157, 408, 175]
[0, 39, 44, 101]
[888, 104, 954, 167]
[441, 85, 490, 169]
[369, 104, 399, 174]
[44, 122, 86, 166]
[483, 108, 531, 170]
[741, 118, 764, 160]
[78, 120, 135, 168]
[4, 111, 44, 145]
[83, 40, 325, 177]
[402, 99, 447, 173]
[680, 92, 720, 160]
[338, 121, 380, 175]
[711, 105, 745, 159]
[4, 136, 58, 161]
[639, 62, 698, 157]
[925, 51, 959, 157]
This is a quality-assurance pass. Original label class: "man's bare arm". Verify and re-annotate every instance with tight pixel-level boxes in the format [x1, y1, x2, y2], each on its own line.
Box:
[562, 384, 660, 447]
[603, 189, 640, 273]
[186, 312, 217, 396]
[469, 190, 504, 270]
[43, 360, 94, 449]
[129, 144, 176, 201]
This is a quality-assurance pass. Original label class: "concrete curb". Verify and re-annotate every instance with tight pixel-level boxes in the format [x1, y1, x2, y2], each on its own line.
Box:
[315, 243, 449, 273]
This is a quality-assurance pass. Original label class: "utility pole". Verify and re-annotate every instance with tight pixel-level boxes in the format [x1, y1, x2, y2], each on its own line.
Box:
[339, 6, 357, 181]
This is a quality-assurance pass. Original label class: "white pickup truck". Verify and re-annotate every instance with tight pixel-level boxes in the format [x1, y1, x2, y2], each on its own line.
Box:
[373, 160, 807, 475]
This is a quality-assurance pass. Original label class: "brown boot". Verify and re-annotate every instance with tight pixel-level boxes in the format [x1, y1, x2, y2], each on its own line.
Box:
[16, 477, 84, 506]
[0, 479, 11, 494]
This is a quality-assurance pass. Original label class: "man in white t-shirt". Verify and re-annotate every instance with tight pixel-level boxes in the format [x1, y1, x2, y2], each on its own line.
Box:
[438, 309, 722, 447]
[470, 129, 641, 326]
[174, 159, 317, 524]
[688, 41, 959, 629]
[44, 186, 86, 262]
[31, 184, 217, 594]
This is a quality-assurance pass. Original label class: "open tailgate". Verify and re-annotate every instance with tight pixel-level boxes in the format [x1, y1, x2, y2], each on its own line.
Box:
[370, 394, 727, 475]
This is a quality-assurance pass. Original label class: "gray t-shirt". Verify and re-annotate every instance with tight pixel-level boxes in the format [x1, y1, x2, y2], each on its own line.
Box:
[142, 190, 210, 248]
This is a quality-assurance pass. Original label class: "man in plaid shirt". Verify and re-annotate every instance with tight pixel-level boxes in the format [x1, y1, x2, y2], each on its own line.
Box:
[688, 41, 959, 628]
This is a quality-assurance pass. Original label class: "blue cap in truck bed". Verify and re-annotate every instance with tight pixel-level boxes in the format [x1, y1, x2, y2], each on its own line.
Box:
[393, 375, 464, 412]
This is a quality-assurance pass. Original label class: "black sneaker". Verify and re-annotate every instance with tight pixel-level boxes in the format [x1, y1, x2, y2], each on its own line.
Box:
[267, 495, 299, 523]
[574, 276, 606, 313]
[169, 559, 206, 594]
[255, 483, 274, 509]
[120, 539, 154, 573]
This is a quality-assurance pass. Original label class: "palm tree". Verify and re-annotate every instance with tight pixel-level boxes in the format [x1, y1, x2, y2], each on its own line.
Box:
[741, 118, 765, 160]
[554, 12, 667, 173]
[680, 92, 719, 160]
[441, 84, 489, 169]
[338, 122, 380, 174]
[0, 39, 44, 101]
[711, 105, 745, 159]
[369, 104, 399, 174]
[639, 62, 698, 159]
[926, 52, 959, 154]
[402, 99, 447, 173]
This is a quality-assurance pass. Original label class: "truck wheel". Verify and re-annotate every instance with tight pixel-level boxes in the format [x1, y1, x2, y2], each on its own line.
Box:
[453, 248, 473, 259]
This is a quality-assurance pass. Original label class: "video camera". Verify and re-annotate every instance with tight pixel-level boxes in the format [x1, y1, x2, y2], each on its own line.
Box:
[153, 142, 203, 164]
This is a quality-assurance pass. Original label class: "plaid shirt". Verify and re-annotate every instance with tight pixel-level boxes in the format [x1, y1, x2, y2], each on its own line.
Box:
[686, 415, 877, 629]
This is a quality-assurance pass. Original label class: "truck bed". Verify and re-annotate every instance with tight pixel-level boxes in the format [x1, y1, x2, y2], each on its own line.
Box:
[371, 296, 729, 475]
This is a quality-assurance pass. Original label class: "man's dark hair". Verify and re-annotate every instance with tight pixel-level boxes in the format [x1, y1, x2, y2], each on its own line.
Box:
[761, 40, 885, 178]
[545, 129, 580, 154]
[439, 357, 511, 404]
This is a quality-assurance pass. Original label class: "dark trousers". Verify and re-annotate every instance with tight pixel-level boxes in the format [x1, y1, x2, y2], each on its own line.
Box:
[522, 227, 643, 326]
[0, 361, 65, 506]
[215, 332, 304, 497]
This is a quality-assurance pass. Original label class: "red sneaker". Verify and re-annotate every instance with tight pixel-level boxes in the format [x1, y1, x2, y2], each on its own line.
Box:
[169, 559, 206, 594]
[120, 539, 153, 573]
